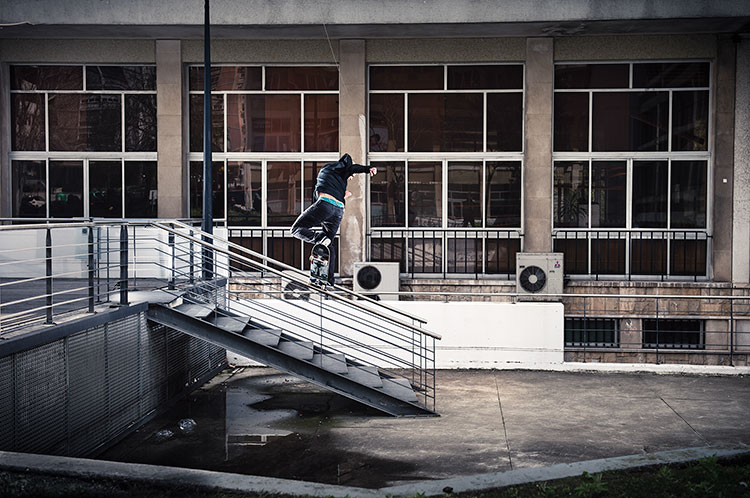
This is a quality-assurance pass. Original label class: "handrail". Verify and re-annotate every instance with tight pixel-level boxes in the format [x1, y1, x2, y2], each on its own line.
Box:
[366, 290, 749, 301]
[158, 220, 431, 325]
[181, 219, 430, 325]
[150, 220, 441, 340]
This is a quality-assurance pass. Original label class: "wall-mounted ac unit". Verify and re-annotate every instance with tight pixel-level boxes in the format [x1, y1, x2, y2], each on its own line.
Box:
[354, 262, 400, 301]
[516, 253, 564, 297]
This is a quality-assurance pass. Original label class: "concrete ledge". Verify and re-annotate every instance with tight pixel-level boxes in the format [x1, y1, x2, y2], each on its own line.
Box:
[2, 445, 749, 498]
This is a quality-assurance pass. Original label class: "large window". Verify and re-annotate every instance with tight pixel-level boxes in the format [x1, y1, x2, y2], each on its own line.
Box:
[188, 65, 340, 270]
[10, 65, 158, 218]
[368, 64, 523, 275]
[552, 61, 711, 279]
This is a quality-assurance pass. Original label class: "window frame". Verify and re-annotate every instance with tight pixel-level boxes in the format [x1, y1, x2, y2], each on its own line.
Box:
[552, 60, 713, 280]
[9, 63, 158, 219]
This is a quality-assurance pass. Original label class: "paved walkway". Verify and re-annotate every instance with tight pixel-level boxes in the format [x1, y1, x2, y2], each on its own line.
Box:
[99, 367, 750, 489]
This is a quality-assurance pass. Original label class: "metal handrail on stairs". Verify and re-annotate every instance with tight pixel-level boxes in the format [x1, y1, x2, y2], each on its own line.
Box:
[143, 220, 439, 413]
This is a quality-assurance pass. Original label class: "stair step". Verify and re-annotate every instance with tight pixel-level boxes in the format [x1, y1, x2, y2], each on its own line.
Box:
[243, 328, 282, 347]
[211, 315, 251, 333]
[345, 365, 383, 388]
[278, 340, 315, 361]
[380, 377, 418, 403]
[311, 353, 348, 374]
[175, 303, 215, 319]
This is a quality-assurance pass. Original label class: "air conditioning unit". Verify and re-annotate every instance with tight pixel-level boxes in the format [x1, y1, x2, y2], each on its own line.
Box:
[353, 262, 400, 301]
[516, 253, 564, 297]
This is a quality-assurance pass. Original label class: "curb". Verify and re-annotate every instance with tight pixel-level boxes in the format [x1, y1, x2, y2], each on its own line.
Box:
[1, 445, 749, 497]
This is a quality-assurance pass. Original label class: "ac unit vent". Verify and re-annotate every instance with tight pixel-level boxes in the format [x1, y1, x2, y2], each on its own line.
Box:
[516, 253, 563, 298]
[354, 262, 400, 301]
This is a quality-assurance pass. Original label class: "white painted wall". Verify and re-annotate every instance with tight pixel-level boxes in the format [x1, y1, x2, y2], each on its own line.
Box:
[227, 299, 564, 369]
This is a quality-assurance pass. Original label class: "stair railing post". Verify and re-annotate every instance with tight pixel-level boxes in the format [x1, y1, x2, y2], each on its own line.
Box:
[88, 222, 95, 313]
[189, 229, 195, 284]
[169, 224, 175, 290]
[120, 224, 128, 305]
[45, 227, 53, 324]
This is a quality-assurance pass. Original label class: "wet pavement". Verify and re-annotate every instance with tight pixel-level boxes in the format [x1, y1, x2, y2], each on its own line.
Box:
[100, 367, 750, 489]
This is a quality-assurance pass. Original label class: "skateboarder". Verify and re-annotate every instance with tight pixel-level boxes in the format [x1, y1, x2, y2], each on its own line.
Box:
[291, 153, 377, 286]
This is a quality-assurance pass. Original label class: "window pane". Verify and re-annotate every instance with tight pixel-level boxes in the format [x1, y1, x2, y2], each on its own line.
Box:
[591, 161, 626, 228]
[554, 161, 588, 228]
[189, 66, 262, 91]
[632, 160, 667, 228]
[227, 161, 261, 226]
[554, 238, 588, 274]
[633, 62, 710, 88]
[448, 65, 523, 89]
[370, 161, 405, 227]
[304, 94, 338, 152]
[304, 161, 324, 209]
[447, 238, 480, 274]
[671, 239, 707, 276]
[370, 66, 444, 90]
[12, 160, 46, 218]
[554, 93, 588, 152]
[486, 237, 520, 275]
[672, 90, 709, 151]
[11, 65, 82, 90]
[554, 64, 629, 89]
[226, 95, 300, 152]
[125, 161, 157, 218]
[408, 94, 483, 152]
[591, 238, 626, 274]
[189, 161, 223, 219]
[49, 161, 83, 218]
[487, 93, 523, 152]
[86, 65, 156, 90]
[49, 94, 122, 152]
[265, 66, 338, 90]
[671, 160, 707, 228]
[631, 237, 666, 275]
[89, 161, 122, 218]
[486, 161, 521, 228]
[643, 319, 703, 349]
[369, 94, 404, 152]
[11, 94, 45, 151]
[189, 94, 224, 152]
[267, 162, 301, 226]
[448, 162, 482, 227]
[125, 94, 157, 152]
[371, 237, 406, 273]
[592, 92, 669, 151]
[408, 162, 441, 227]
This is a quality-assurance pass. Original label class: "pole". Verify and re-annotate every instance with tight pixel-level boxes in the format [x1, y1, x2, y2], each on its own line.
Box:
[202, 0, 214, 280]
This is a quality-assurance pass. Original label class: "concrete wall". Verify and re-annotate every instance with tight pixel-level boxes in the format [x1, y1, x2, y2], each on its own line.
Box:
[733, 36, 750, 284]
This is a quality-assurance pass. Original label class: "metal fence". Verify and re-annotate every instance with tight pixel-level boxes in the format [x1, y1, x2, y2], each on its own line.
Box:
[367, 229, 522, 279]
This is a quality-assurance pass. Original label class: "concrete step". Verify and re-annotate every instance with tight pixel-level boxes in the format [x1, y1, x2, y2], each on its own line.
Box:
[243, 328, 282, 347]
[345, 365, 383, 388]
[278, 340, 315, 361]
[175, 303, 215, 319]
[380, 377, 418, 403]
[211, 315, 251, 334]
[311, 353, 348, 374]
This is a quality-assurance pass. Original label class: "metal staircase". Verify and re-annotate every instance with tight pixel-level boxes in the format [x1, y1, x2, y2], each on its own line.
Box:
[138, 221, 439, 417]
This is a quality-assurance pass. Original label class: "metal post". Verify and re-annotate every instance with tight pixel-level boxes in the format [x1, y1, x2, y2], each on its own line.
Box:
[45, 228, 53, 324]
[730, 299, 734, 367]
[120, 225, 128, 305]
[202, 0, 214, 281]
[88, 225, 94, 313]
[169, 225, 175, 290]
[189, 229, 195, 284]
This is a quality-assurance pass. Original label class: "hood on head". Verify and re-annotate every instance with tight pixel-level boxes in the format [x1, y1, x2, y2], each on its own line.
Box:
[339, 153, 352, 167]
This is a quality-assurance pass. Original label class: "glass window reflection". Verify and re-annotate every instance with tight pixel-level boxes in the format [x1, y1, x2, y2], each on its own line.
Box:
[486, 162, 521, 228]
[227, 161, 262, 226]
[12, 160, 46, 218]
[591, 161, 626, 228]
[448, 162, 482, 227]
[267, 162, 301, 226]
[554, 161, 589, 228]
[408, 162, 442, 227]
[370, 162, 405, 227]
[632, 160, 668, 228]
[125, 161, 158, 218]
[89, 161, 122, 218]
[49, 161, 84, 218]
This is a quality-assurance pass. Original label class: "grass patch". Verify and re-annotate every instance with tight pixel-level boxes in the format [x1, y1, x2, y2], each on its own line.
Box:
[454, 454, 750, 498]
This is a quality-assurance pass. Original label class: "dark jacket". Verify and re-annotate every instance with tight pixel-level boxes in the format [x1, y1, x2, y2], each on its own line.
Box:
[315, 153, 370, 203]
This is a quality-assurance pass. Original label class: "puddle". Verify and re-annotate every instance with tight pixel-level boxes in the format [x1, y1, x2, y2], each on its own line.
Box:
[99, 368, 416, 488]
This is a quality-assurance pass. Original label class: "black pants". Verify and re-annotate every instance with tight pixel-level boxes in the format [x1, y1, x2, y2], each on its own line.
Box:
[291, 199, 343, 284]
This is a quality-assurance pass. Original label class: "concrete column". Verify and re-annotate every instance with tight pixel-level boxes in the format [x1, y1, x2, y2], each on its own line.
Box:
[732, 35, 750, 284]
[0, 63, 10, 218]
[337, 40, 367, 277]
[523, 38, 554, 253]
[156, 40, 184, 218]
[713, 36, 736, 282]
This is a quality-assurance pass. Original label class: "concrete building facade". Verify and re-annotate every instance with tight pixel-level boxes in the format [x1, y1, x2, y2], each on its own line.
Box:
[1, 0, 749, 364]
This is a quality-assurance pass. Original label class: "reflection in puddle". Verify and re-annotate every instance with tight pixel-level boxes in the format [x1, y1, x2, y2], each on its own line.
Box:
[224, 387, 292, 458]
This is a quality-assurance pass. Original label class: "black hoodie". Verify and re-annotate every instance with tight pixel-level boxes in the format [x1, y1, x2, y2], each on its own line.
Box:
[314, 153, 370, 204]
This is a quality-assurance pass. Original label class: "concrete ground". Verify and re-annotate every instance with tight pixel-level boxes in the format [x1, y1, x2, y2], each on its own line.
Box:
[99, 367, 750, 489]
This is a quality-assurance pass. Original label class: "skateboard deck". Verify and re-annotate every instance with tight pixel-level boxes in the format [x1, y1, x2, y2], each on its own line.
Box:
[309, 243, 330, 287]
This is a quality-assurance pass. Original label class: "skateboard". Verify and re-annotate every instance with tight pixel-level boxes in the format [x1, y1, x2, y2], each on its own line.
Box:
[309, 243, 330, 287]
